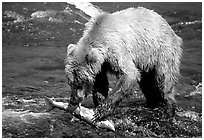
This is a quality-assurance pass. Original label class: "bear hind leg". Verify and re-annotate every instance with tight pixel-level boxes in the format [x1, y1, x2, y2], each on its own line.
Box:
[138, 68, 166, 108]
[138, 66, 176, 116]
[158, 62, 178, 116]
[163, 76, 177, 116]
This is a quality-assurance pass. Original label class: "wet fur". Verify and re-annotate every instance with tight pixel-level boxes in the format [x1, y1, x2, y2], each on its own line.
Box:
[65, 7, 182, 114]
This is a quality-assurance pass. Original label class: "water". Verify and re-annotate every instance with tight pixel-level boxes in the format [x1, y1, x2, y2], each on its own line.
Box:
[2, 2, 202, 138]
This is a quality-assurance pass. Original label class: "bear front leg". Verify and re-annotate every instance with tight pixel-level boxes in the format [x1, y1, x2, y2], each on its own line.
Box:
[92, 70, 109, 107]
[92, 66, 140, 122]
[92, 77, 125, 122]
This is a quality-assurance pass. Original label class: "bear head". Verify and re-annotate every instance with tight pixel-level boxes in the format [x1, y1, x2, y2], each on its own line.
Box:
[65, 43, 105, 104]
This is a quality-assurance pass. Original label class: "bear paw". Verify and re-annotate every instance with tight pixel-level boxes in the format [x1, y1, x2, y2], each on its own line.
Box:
[92, 102, 115, 123]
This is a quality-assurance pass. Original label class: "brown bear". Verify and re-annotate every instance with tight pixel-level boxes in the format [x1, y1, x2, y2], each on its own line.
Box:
[64, 7, 183, 121]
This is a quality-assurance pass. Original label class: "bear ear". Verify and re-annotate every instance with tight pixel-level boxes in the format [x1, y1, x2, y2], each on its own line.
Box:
[67, 44, 77, 55]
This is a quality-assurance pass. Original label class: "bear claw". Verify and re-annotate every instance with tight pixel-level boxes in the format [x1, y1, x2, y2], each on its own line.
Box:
[92, 102, 116, 123]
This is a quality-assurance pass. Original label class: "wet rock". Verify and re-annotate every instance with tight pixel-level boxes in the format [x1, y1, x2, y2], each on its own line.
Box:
[3, 11, 25, 23]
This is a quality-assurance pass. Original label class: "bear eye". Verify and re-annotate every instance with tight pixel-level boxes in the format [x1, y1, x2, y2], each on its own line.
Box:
[72, 81, 83, 90]
[76, 84, 83, 89]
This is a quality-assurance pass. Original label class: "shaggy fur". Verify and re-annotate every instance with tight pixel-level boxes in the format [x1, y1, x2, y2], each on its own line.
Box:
[65, 7, 182, 118]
